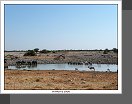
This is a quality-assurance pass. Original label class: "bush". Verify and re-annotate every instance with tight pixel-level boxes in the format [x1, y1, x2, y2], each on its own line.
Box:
[103, 49, 109, 54]
[34, 48, 39, 53]
[24, 50, 36, 56]
[112, 48, 118, 53]
[40, 49, 50, 54]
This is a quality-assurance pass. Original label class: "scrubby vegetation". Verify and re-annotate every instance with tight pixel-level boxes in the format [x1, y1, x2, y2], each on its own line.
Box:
[103, 49, 109, 54]
[112, 48, 118, 53]
[40, 49, 51, 54]
[34, 48, 39, 53]
[5, 48, 118, 53]
[24, 50, 36, 56]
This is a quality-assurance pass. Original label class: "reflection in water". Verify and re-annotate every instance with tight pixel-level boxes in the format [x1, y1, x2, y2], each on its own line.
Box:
[15, 65, 37, 69]
[27, 65, 37, 68]
[16, 65, 26, 69]
[8, 64, 117, 72]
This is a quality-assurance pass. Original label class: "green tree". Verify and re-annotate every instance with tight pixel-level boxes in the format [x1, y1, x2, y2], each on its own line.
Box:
[103, 48, 109, 54]
[24, 50, 36, 56]
[34, 48, 39, 53]
[40, 49, 50, 54]
[112, 48, 118, 53]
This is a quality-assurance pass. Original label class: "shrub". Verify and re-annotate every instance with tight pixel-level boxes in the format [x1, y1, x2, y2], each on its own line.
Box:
[24, 50, 36, 56]
[40, 49, 50, 54]
[112, 48, 118, 53]
[34, 48, 39, 53]
[103, 49, 109, 54]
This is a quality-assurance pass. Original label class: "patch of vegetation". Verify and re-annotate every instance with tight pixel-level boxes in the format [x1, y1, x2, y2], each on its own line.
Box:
[6, 54, 13, 56]
[112, 48, 118, 53]
[34, 48, 39, 53]
[40, 49, 51, 54]
[23, 50, 36, 56]
[103, 49, 109, 54]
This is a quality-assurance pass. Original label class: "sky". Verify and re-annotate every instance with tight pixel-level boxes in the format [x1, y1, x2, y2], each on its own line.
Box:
[5, 4, 117, 51]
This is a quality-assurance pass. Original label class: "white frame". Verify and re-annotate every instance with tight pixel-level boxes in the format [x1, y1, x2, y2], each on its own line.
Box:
[1, 1, 122, 94]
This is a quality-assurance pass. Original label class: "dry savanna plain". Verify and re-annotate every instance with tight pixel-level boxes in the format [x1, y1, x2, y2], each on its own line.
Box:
[4, 50, 118, 90]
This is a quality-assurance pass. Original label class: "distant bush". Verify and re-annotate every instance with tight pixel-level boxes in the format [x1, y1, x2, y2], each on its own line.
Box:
[103, 49, 109, 54]
[40, 49, 50, 54]
[52, 51, 56, 53]
[24, 50, 36, 56]
[112, 48, 118, 53]
[34, 48, 39, 53]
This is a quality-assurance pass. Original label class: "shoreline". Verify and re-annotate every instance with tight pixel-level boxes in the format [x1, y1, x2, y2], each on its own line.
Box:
[5, 60, 118, 66]
[5, 51, 118, 66]
[5, 69, 117, 73]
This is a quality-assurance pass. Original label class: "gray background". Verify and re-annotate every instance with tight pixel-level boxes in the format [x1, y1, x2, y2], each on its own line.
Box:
[1, 0, 132, 104]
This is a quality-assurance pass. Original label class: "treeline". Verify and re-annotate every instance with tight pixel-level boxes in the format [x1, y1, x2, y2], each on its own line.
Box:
[23, 48, 51, 56]
[4, 50, 27, 52]
[5, 48, 118, 56]
[22, 48, 118, 56]
[49, 48, 118, 52]
[5, 48, 118, 53]
[103, 48, 118, 54]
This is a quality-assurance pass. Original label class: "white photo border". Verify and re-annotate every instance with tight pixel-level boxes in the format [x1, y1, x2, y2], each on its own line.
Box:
[0, 0, 122, 94]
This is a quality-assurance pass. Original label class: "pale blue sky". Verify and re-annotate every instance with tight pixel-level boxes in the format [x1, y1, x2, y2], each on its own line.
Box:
[5, 4, 117, 50]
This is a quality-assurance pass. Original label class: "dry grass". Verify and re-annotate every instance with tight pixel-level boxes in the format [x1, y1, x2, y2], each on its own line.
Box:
[4, 69, 118, 90]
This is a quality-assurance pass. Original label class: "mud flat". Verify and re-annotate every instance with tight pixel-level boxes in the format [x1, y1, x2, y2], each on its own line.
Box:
[4, 69, 118, 90]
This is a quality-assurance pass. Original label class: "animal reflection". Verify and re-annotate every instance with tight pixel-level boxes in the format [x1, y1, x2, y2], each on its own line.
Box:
[16, 60, 37, 69]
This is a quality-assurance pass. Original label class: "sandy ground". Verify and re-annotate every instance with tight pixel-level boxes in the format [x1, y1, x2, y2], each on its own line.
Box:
[4, 69, 118, 90]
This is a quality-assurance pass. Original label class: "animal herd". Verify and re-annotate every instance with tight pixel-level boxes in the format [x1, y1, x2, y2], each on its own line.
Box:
[16, 60, 37, 65]
[68, 61, 92, 65]
[6, 60, 112, 72]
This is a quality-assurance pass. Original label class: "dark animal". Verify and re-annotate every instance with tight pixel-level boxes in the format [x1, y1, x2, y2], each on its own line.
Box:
[16, 61, 22, 65]
[21, 60, 26, 64]
[107, 69, 111, 72]
[88, 66, 95, 71]
[75, 68, 78, 71]
[88, 62, 92, 65]
[32, 60, 37, 65]
[27, 61, 31, 65]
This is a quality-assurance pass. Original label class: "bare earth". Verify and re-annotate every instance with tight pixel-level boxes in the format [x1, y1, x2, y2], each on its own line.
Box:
[4, 69, 118, 90]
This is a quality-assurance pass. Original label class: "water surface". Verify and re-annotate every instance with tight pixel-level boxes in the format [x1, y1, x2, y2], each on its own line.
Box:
[8, 64, 117, 72]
